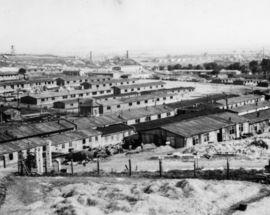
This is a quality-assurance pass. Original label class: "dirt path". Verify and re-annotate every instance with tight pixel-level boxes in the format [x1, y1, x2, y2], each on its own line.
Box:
[224, 188, 270, 215]
[0, 166, 17, 209]
[0, 177, 8, 209]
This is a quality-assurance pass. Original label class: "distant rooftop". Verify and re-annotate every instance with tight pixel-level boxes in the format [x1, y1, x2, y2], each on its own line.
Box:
[113, 81, 165, 90]
[216, 94, 264, 106]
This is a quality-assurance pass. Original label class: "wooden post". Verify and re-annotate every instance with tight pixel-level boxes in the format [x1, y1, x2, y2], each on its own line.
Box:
[159, 157, 163, 177]
[128, 158, 132, 176]
[70, 159, 74, 175]
[226, 157, 230, 180]
[97, 158, 100, 176]
[3, 156, 6, 169]
[20, 161, 24, 175]
[193, 159, 196, 178]
[44, 157, 48, 174]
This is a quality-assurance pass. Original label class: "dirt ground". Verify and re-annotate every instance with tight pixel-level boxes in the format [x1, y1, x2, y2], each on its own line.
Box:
[66, 133, 270, 175]
[141, 80, 254, 98]
[1, 176, 270, 215]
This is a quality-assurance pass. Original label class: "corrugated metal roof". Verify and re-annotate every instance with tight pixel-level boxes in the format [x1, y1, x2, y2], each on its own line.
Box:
[209, 112, 248, 124]
[0, 138, 46, 155]
[25, 88, 103, 99]
[0, 130, 100, 155]
[96, 124, 134, 136]
[230, 101, 270, 113]
[141, 86, 195, 95]
[96, 92, 176, 106]
[135, 109, 230, 132]
[161, 115, 234, 138]
[243, 109, 270, 124]
[0, 120, 75, 143]
[216, 94, 263, 106]
[74, 105, 175, 128]
[93, 92, 139, 100]
[74, 116, 123, 129]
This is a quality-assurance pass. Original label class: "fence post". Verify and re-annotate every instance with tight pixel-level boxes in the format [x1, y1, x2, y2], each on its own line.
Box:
[20, 160, 24, 175]
[159, 157, 163, 177]
[128, 158, 132, 176]
[70, 158, 74, 175]
[226, 157, 230, 180]
[44, 157, 47, 174]
[3, 156, 6, 169]
[193, 159, 196, 178]
[97, 158, 100, 176]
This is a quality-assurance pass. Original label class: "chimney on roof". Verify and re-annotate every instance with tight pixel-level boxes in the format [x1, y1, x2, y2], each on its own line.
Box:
[90, 51, 93, 62]
[225, 97, 228, 109]
[126, 50, 129, 59]
[228, 117, 232, 122]
[257, 111, 260, 117]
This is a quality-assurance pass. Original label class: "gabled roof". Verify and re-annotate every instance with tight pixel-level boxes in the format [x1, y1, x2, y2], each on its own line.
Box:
[167, 93, 236, 109]
[141, 86, 195, 95]
[243, 109, 270, 124]
[96, 92, 176, 106]
[161, 115, 234, 138]
[0, 129, 101, 155]
[216, 94, 264, 106]
[74, 115, 123, 129]
[209, 112, 248, 124]
[135, 109, 225, 132]
[113, 81, 165, 90]
[24, 88, 100, 99]
[0, 119, 75, 143]
[96, 124, 134, 136]
[230, 101, 270, 114]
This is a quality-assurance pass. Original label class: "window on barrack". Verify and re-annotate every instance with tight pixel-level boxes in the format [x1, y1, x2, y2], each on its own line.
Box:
[229, 126, 235, 134]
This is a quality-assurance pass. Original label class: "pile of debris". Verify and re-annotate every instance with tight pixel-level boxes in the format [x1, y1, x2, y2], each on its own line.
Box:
[63, 144, 124, 164]
[183, 138, 270, 159]
[92, 144, 124, 158]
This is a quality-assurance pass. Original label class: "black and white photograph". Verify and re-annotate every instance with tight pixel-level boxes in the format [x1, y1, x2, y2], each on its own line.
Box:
[1, 0, 270, 214]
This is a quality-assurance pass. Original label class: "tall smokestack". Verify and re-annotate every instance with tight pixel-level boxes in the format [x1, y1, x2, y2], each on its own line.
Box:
[225, 97, 228, 109]
[126, 50, 129, 59]
[90, 51, 93, 62]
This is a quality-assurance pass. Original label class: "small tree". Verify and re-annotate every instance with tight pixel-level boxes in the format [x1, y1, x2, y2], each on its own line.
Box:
[18, 68, 26, 79]
[261, 59, 270, 78]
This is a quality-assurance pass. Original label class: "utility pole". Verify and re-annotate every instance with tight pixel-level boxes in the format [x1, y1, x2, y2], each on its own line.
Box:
[10, 45, 15, 55]
[90, 51, 93, 63]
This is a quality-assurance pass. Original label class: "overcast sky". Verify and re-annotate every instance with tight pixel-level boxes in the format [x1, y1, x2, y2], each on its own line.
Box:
[1, 0, 270, 56]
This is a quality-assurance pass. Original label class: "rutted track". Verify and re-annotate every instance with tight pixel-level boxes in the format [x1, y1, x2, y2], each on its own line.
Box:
[224, 188, 270, 215]
[0, 176, 9, 209]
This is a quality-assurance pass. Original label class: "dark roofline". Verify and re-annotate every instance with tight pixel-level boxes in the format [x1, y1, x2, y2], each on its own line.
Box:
[0, 119, 76, 144]
[167, 93, 237, 109]
[161, 122, 233, 138]
[96, 123, 134, 136]
[135, 108, 226, 132]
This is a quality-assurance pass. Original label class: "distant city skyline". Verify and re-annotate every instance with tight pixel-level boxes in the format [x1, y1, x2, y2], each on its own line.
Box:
[1, 0, 270, 56]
